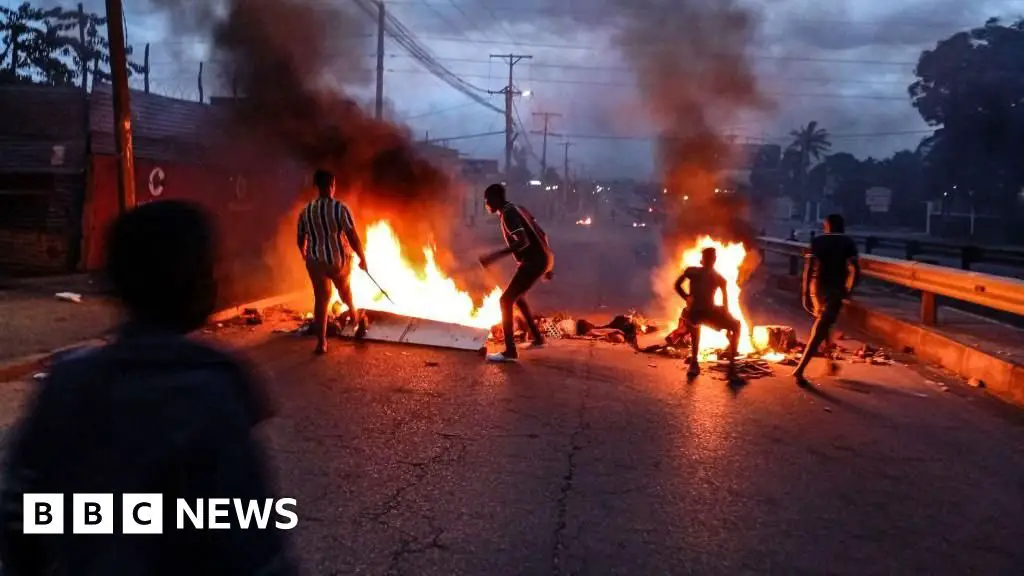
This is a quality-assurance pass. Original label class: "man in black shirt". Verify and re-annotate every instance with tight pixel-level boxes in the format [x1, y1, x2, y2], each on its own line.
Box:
[478, 183, 554, 362]
[675, 247, 741, 380]
[793, 213, 861, 385]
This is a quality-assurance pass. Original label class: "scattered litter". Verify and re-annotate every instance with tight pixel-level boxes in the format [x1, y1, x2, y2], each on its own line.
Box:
[853, 344, 892, 365]
[33, 372, 48, 380]
[968, 377, 985, 389]
[425, 361, 440, 367]
[648, 363, 657, 368]
[55, 292, 82, 303]
[708, 358, 775, 380]
[824, 406, 833, 413]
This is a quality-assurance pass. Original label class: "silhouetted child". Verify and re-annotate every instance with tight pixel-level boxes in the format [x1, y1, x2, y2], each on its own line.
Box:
[0, 200, 295, 575]
[675, 247, 741, 380]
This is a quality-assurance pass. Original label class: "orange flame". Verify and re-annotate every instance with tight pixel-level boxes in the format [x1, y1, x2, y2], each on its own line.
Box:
[332, 221, 502, 328]
[672, 236, 774, 361]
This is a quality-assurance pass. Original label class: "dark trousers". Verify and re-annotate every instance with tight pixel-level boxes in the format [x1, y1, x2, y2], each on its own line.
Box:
[795, 288, 845, 373]
[306, 259, 352, 345]
[500, 257, 550, 354]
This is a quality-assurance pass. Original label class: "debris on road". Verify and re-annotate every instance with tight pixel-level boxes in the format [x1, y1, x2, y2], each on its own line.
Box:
[850, 344, 893, 365]
[55, 292, 82, 303]
[708, 358, 774, 380]
[968, 377, 985, 388]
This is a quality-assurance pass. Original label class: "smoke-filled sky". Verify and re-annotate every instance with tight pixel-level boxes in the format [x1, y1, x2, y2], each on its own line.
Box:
[35, 0, 1023, 179]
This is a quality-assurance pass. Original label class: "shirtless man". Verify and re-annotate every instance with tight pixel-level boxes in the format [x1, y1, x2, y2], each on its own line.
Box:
[675, 247, 740, 380]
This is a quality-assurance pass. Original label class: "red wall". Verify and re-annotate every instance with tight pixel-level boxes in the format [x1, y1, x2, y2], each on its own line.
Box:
[84, 155, 300, 269]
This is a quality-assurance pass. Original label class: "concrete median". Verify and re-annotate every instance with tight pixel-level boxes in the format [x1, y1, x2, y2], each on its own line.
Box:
[768, 273, 1024, 408]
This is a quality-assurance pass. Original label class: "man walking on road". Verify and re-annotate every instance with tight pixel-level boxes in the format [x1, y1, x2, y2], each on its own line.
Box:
[793, 213, 861, 386]
[478, 183, 554, 363]
[0, 200, 294, 575]
[298, 168, 369, 354]
[674, 247, 741, 381]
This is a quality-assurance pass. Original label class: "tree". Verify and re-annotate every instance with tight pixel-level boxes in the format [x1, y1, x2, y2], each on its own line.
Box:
[788, 121, 832, 200]
[909, 17, 1024, 234]
[0, 2, 75, 85]
[0, 2, 144, 87]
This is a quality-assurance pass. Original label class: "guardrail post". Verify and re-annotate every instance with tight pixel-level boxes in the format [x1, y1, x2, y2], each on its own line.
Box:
[920, 292, 938, 326]
[865, 236, 877, 254]
[961, 246, 978, 270]
[906, 240, 920, 261]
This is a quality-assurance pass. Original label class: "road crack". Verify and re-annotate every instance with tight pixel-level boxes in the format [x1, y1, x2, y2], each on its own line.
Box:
[551, 345, 594, 576]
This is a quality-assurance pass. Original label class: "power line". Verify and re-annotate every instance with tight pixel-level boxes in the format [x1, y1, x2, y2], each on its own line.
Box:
[380, 54, 915, 85]
[383, 67, 913, 101]
[422, 129, 504, 142]
[350, 0, 504, 114]
[380, 1, 977, 30]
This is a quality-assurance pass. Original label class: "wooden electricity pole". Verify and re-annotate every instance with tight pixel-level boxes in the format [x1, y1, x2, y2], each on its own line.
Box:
[530, 111, 560, 182]
[375, 1, 385, 119]
[488, 53, 531, 176]
[104, 0, 136, 213]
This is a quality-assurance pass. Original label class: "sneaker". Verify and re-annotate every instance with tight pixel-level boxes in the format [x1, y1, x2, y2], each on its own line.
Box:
[486, 351, 518, 363]
[525, 341, 546, 350]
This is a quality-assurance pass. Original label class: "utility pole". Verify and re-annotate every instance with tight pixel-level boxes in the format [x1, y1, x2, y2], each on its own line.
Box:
[561, 140, 573, 187]
[530, 111, 560, 181]
[104, 0, 136, 213]
[560, 140, 573, 220]
[375, 1, 385, 120]
[488, 53, 532, 175]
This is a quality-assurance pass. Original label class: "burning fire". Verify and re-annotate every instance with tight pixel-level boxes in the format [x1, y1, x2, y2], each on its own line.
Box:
[331, 221, 502, 329]
[576, 217, 592, 226]
[673, 236, 777, 361]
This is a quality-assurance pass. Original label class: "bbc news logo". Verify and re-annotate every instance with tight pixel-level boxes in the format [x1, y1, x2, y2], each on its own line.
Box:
[24, 494, 298, 534]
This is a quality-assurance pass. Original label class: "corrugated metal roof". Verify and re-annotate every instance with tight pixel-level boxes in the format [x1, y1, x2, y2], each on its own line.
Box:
[89, 82, 229, 163]
[0, 138, 87, 172]
[0, 85, 87, 172]
[0, 84, 88, 140]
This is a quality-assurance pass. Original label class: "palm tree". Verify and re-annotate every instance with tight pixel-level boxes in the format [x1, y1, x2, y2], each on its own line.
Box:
[788, 121, 831, 199]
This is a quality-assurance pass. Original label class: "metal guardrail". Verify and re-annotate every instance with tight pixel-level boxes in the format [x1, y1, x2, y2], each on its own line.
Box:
[845, 233, 1024, 270]
[758, 236, 1024, 325]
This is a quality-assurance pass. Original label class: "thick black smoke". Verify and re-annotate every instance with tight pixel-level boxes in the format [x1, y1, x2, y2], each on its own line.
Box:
[147, 0, 458, 272]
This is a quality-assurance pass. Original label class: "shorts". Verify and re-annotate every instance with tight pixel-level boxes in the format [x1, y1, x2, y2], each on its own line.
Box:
[811, 285, 845, 324]
[306, 258, 352, 304]
[812, 295, 844, 325]
[684, 306, 740, 332]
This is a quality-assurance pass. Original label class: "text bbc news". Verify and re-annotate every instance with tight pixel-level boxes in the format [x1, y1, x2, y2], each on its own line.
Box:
[23, 494, 298, 534]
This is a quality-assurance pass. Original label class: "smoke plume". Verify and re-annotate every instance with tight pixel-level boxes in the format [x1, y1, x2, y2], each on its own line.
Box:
[146, 0, 459, 278]
[604, 0, 773, 244]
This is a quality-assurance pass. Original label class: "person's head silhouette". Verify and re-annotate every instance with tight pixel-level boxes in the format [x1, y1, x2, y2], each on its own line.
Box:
[106, 200, 218, 333]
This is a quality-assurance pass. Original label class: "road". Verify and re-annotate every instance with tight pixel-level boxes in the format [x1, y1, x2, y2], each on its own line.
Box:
[2, 227, 1023, 575]
[203, 285, 1024, 576]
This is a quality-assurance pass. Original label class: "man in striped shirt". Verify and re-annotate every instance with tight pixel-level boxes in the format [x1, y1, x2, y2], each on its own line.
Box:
[298, 169, 369, 354]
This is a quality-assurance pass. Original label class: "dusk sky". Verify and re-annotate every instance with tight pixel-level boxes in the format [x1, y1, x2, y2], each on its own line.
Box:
[43, 0, 1023, 178]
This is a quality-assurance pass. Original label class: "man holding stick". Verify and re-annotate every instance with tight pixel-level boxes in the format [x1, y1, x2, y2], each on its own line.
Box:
[478, 183, 554, 363]
[298, 169, 369, 355]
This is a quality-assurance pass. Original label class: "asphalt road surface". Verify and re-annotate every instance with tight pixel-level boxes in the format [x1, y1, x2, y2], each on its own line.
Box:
[218, 288, 1024, 576]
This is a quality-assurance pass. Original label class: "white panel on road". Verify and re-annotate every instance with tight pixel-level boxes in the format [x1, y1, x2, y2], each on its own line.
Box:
[339, 312, 489, 351]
